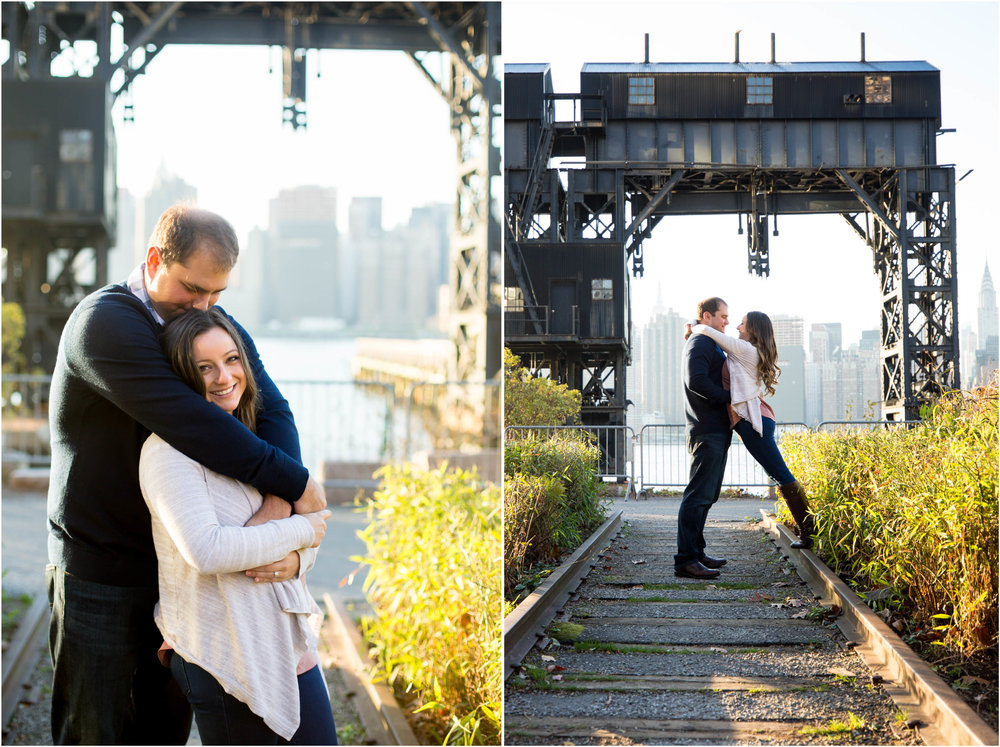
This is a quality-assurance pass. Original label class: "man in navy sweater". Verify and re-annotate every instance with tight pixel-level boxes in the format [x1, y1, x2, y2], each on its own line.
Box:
[46, 205, 326, 745]
[674, 297, 733, 579]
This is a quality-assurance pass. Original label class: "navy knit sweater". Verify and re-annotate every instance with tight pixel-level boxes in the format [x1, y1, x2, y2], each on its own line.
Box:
[47, 284, 309, 587]
[682, 333, 732, 437]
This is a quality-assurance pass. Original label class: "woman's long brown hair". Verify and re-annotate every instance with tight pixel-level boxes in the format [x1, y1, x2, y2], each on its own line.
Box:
[162, 307, 260, 432]
[744, 311, 781, 397]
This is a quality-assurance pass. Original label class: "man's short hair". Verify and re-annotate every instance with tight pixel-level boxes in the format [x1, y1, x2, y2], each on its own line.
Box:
[149, 204, 239, 271]
[697, 297, 727, 319]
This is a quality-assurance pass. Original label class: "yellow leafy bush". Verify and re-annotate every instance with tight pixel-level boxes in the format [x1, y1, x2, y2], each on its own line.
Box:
[357, 464, 501, 744]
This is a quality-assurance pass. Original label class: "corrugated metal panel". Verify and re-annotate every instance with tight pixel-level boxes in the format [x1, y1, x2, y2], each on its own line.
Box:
[519, 243, 625, 340]
[578, 69, 940, 120]
[590, 119, 933, 168]
[504, 64, 552, 120]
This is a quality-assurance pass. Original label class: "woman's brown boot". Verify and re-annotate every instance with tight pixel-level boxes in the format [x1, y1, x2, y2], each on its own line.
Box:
[778, 481, 815, 549]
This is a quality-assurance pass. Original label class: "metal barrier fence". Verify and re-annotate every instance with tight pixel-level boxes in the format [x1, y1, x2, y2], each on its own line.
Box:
[403, 380, 501, 459]
[1, 375, 499, 482]
[503, 425, 637, 488]
[636, 423, 810, 492]
[1, 375, 50, 466]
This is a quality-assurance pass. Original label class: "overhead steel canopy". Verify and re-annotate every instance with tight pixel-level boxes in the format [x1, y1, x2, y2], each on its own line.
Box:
[505, 56, 957, 423]
[2, 2, 500, 380]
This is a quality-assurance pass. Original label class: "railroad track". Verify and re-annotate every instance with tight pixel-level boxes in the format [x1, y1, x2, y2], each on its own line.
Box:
[1, 596, 48, 737]
[504, 500, 998, 745]
[1, 594, 415, 746]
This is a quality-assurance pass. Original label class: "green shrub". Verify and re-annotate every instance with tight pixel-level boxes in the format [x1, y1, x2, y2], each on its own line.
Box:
[356, 464, 501, 745]
[780, 382, 998, 658]
[503, 348, 581, 427]
[503, 472, 565, 596]
[503, 434, 608, 599]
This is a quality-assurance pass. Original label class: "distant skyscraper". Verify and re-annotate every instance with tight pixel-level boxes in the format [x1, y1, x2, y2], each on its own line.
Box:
[978, 262, 998, 345]
[772, 345, 806, 423]
[813, 322, 842, 360]
[636, 303, 686, 425]
[974, 262, 999, 386]
[355, 199, 451, 333]
[142, 166, 197, 259]
[109, 188, 137, 282]
[772, 315, 804, 348]
[259, 186, 339, 326]
[960, 325, 978, 389]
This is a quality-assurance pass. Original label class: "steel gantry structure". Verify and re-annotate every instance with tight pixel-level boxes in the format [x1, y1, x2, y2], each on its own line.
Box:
[2, 1, 500, 381]
[505, 46, 957, 424]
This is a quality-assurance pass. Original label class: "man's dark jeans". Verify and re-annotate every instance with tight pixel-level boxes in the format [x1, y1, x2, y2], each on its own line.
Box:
[46, 565, 192, 745]
[674, 432, 731, 567]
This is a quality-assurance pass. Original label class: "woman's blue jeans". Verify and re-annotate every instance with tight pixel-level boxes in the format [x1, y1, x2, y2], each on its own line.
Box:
[734, 416, 796, 486]
[170, 654, 338, 745]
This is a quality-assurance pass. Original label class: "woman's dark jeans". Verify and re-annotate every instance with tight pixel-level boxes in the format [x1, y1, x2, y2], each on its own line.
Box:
[734, 416, 796, 486]
[170, 654, 338, 745]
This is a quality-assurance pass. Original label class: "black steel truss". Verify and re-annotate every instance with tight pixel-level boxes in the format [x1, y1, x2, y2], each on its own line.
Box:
[506, 161, 958, 421]
[3, 2, 500, 379]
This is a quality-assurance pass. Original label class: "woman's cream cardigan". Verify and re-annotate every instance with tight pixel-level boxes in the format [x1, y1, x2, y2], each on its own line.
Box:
[691, 324, 766, 436]
[139, 433, 322, 740]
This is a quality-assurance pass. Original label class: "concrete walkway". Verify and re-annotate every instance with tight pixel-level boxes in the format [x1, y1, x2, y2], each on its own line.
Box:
[0, 489, 370, 600]
[505, 495, 921, 745]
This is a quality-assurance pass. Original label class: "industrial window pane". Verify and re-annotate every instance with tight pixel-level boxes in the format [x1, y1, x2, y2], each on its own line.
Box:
[865, 75, 892, 104]
[628, 77, 654, 105]
[59, 130, 93, 163]
[746, 76, 773, 105]
[591, 278, 613, 300]
[504, 286, 524, 310]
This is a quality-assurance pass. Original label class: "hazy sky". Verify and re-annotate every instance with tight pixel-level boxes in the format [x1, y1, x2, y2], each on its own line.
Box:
[500, 0, 999, 345]
[108, 43, 457, 240]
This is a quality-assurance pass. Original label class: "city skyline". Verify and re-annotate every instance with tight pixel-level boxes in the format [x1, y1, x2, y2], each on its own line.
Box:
[92, 43, 459, 250]
[112, 172, 452, 338]
[501, 0, 999, 346]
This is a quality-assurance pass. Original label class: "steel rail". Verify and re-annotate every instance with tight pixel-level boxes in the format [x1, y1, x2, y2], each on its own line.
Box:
[503, 510, 624, 681]
[320, 594, 418, 746]
[760, 512, 998, 747]
[1, 596, 48, 731]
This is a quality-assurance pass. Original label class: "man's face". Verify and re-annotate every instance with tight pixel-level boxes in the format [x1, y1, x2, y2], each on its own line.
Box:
[702, 303, 729, 333]
[145, 244, 230, 321]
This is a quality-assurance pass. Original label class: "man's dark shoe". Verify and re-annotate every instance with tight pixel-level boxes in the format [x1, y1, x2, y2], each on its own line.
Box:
[699, 555, 727, 569]
[674, 560, 721, 579]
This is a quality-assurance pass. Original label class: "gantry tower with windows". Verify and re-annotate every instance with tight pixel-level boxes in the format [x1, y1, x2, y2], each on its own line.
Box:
[505, 37, 957, 431]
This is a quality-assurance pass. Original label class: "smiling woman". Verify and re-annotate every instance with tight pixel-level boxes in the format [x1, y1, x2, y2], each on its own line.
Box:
[140, 304, 338, 744]
[163, 309, 258, 429]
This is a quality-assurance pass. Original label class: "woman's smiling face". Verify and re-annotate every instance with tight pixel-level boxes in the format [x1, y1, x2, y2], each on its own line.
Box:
[192, 326, 246, 414]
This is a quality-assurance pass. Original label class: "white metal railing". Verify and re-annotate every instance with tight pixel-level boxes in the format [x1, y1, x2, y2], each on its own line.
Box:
[1, 375, 499, 486]
[636, 422, 810, 492]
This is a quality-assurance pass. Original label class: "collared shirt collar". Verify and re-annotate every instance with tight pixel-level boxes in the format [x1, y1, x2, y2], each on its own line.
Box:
[126, 263, 166, 326]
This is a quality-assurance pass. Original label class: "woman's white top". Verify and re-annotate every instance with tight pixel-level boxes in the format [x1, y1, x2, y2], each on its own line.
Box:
[139, 433, 322, 740]
[691, 324, 766, 436]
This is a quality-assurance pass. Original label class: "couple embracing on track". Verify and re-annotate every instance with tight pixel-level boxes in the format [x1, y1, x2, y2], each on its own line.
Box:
[674, 296, 816, 580]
